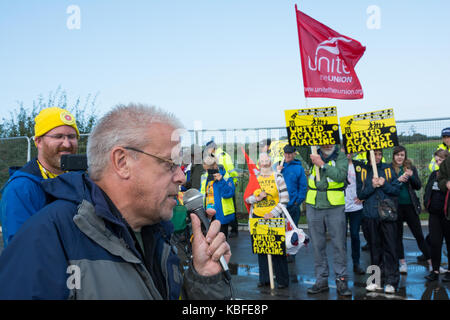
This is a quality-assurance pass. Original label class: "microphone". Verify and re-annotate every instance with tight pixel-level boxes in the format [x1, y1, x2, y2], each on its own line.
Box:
[183, 188, 231, 281]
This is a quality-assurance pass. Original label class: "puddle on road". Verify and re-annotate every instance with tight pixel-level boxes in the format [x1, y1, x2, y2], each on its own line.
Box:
[228, 262, 450, 300]
[229, 263, 259, 276]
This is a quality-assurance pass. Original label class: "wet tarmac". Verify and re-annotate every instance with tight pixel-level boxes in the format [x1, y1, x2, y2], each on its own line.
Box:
[0, 225, 448, 300]
[227, 225, 450, 300]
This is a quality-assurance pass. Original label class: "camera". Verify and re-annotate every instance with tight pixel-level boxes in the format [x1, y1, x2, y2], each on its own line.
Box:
[60, 154, 88, 171]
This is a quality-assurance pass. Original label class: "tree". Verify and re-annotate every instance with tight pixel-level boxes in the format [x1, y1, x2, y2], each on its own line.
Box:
[0, 86, 99, 138]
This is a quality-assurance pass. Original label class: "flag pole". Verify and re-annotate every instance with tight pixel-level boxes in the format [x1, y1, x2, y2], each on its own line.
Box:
[296, 4, 320, 181]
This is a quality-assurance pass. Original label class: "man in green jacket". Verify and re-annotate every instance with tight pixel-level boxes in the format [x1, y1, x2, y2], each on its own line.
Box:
[304, 144, 351, 297]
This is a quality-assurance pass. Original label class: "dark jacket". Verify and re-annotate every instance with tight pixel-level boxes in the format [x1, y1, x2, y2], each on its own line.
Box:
[423, 171, 446, 215]
[391, 164, 422, 215]
[0, 159, 47, 247]
[437, 156, 450, 217]
[0, 172, 232, 300]
[357, 163, 402, 220]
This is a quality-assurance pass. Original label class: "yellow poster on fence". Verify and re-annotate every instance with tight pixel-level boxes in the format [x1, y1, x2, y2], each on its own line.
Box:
[340, 108, 399, 154]
[284, 107, 340, 147]
[249, 218, 286, 255]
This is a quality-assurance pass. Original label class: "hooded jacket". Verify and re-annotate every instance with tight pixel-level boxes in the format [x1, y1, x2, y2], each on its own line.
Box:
[0, 159, 47, 247]
[200, 166, 236, 225]
[281, 159, 307, 207]
[0, 172, 232, 300]
[357, 162, 402, 220]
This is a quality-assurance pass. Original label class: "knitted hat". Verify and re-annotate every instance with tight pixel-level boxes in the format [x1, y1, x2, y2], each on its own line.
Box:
[34, 107, 79, 138]
[283, 145, 296, 154]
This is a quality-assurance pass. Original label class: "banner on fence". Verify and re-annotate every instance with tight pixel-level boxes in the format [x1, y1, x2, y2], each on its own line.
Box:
[249, 218, 286, 255]
[340, 108, 399, 154]
[284, 106, 340, 147]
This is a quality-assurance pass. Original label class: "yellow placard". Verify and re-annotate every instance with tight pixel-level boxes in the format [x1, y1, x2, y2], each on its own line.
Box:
[284, 107, 340, 146]
[249, 218, 286, 255]
[340, 108, 398, 154]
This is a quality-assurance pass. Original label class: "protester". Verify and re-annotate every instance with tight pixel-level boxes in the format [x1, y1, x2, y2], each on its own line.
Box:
[277, 145, 307, 227]
[246, 153, 290, 288]
[0, 104, 232, 299]
[183, 144, 204, 191]
[423, 149, 450, 281]
[0, 107, 79, 247]
[390, 145, 431, 274]
[344, 152, 366, 275]
[358, 149, 402, 294]
[200, 155, 236, 239]
[205, 141, 239, 238]
[428, 127, 450, 172]
[303, 144, 351, 297]
[432, 149, 450, 282]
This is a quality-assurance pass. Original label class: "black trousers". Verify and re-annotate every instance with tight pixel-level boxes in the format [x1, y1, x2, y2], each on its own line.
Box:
[364, 218, 400, 287]
[257, 253, 289, 286]
[396, 204, 430, 260]
[428, 212, 450, 272]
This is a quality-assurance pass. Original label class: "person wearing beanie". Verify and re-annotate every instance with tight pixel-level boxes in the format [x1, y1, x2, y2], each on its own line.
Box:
[0, 107, 79, 247]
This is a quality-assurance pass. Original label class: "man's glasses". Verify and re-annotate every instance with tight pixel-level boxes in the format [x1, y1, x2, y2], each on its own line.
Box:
[123, 146, 181, 173]
[43, 134, 78, 141]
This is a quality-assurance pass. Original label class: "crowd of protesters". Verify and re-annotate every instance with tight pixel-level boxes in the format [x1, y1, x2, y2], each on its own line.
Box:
[0, 106, 449, 299]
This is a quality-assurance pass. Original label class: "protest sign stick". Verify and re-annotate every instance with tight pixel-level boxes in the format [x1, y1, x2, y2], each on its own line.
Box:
[311, 146, 321, 181]
[268, 254, 275, 290]
[369, 150, 379, 178]
[277, 159, 285, 174]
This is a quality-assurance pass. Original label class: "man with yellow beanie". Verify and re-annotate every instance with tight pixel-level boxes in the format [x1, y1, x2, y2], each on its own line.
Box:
[1, 107, 79, 247]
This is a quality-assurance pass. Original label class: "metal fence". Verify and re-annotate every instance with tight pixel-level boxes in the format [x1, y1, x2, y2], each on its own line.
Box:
[1, 118, 449, 214]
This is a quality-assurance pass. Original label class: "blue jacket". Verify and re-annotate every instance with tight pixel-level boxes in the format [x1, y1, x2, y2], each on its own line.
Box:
[201, 166, 236, 225]
[0, 159, 47, 247]
[281, 159, 307, 207]
[0, 172, 232, 299]
[357, 163, 402, 220]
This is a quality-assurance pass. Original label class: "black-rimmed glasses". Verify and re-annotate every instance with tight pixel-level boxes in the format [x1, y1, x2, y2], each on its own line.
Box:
[123, 146, 181, 173]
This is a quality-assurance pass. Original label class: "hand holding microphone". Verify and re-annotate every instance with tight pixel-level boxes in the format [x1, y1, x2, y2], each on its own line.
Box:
[183, 189, 232, 279]
[190, 214, 231, 277]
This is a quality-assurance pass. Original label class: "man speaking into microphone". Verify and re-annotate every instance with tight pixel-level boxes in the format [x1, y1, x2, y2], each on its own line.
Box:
[0, 104, 232, 300]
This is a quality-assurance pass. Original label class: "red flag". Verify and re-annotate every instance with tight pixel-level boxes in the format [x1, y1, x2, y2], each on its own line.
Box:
[241, 147, 261, 214]
[295, 5, 366, 99]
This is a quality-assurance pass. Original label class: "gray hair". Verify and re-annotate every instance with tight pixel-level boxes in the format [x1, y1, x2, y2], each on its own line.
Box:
[87, 103, 183, 180]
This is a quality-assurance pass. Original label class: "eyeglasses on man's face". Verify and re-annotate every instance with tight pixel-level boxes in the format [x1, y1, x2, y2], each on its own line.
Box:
[43, 134, 78, 141]
[123, 146, 181, 173]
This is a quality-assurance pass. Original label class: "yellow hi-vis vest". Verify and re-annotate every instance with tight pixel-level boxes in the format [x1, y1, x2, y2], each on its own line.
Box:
[428, 143, 449, 172]
[200, 172, 235, 216]
[305, 160, 345, 206]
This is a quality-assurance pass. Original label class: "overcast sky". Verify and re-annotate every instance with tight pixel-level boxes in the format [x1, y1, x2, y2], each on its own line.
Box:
[1, 0, 449, 131]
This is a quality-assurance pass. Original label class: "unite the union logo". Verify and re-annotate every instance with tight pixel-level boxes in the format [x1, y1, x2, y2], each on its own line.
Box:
[308, 37, 354, 83]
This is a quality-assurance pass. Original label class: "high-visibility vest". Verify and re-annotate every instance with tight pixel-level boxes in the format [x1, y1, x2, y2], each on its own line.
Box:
[215, 148, 238, 183]
[269, 140, 289, 165]
[305, 160, 345, 206]
[428, 143, 449, 172]
[200, 172, 235, 216]
[353, 152, 386, 164]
